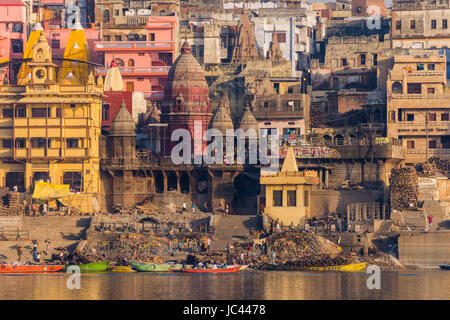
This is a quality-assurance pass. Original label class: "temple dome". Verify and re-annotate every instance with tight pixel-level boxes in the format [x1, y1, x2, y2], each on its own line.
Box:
[110, 101, 136, 137]
[238, 105, 259, 134]
[211, 95, 234, 133]
[163, 41, 210, 113]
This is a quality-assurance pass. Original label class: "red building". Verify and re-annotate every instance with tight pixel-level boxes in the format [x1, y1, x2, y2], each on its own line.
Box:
[160, 41, 212, 157]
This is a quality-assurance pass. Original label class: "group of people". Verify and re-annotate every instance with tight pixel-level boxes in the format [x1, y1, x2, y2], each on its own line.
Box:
[16, 240, 52, 263]
[167, 237, 211, 256]
[192, 261, 228, 270]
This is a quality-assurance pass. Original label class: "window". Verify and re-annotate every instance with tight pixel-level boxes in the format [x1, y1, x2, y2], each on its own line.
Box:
[360, 53, 366, 66]
[295, 34, 299, 44]
[2, 139, 12, 149]
[431, 20, 437, 29]
[441, 113, 449, 121]
[15, 107, 26, 118]
[287, 190, 296, 207]
[407, 83, 421, 94]
[31, 138, 46, 148]
[11, 39, 23, 53]
[341, 58, 348, 66]
[396, 20, 401, 30]
[373, 54, 378, 66]
[31, 108, 47, 118]
[66, 139, 79, 149]
[428, 64, 435, 70]
[444, 20, 448, 29]
[429, 113, 436, 121]
[407, 113, 415, 121]
[103, 35, 110, 41]
[429, 140, 437, 149]
[428, 88, 435, 94]
[150, 33, 155, 41]
[63, 172, 82, 193]
[410, 20, 416, 30]
[304, 190, 309, 207]
[114, 35, 121, 41]
[15, 139, 25, 149]
[417, 64, 425, 71]
[56, 108, 62, 117]
[51, 39, 60, 49]
[115, 9, 120, 16]
[115, 58, 124, 67]
[276, 32, 286, 43]
[2, 108, 13, 118]
[104, 10, 110, 23]
[102, 104, 109, 121]
[273, 190, 283, 207]
[128, 59, 135, 67]
[12, 23, 23, 33]
[407, 140, 415, 149]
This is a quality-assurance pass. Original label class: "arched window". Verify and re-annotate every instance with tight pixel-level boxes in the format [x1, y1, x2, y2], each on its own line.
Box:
[104, 10, 110, 23]
[392, 81, 403, 94]
[128, 59, 135, 67]
[115, 58, 124, 67]
[323, 135, 332, 146]
[334, 135, 344, 146]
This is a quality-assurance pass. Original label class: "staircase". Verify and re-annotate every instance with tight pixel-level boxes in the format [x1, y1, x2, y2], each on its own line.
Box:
[0, 217, 91, 263]
[210, 215, 259, 251]
[422, 200, 450, 231]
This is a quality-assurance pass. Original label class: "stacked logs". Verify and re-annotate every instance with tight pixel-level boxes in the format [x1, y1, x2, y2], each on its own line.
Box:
[0, 188, 25, 216]
[427, 157, 450, 176]
[415, 163, 437, 177]
[389, 167, 418, 211]
[284, 255, 351, 268]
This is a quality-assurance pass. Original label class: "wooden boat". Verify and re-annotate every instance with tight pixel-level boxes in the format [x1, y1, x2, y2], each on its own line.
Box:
[0, 264, 64, 273]
[106, 266, 134, 273]
[74, 261, 110, 272]
[439, 265, 450, 270]
[179, 265, 245, 273]
[129, 261, 184, 272]
[263, 262, 367, 272]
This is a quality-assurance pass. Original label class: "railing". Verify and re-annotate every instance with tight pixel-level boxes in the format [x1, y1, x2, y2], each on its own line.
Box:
[96, 66, 170, 74]
[0, 229, 30, 241]
[94, 41, 174, 50]
[397, 121, 450, 127]
[391, 93, 450, 99]
[406, 149, 450, 155]
[406, 70, 445, 77]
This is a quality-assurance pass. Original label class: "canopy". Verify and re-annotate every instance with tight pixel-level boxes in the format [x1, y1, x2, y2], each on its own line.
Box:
[32, 182, 70, 200]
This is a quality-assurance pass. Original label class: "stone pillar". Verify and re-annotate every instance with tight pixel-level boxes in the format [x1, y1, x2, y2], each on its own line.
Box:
[176, 171, 180, 193]
[324, 169, 329, 188]
[162, 171, 167, 192]
[319, 169, 323, 188]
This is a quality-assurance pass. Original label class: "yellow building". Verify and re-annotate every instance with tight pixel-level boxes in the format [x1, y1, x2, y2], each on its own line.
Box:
[260, 147, 314, 226]
[0, 33, 103, 213]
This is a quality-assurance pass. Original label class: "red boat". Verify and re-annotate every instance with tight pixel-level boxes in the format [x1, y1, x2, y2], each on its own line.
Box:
[178, 265, 246, 273]
[0, 264, 64, 273]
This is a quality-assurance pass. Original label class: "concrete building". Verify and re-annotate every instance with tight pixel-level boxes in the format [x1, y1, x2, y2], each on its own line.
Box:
[391, 0, 450, 50]
[0, 34, 103, 213]
[94, 16, 177, 102]
[386, 50, 450, 163]
[0, 0, 27, 83]
[261, 147, 314, 226]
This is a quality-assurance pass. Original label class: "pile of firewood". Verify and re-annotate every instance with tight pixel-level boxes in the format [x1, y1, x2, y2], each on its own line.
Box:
[389, 167, 418, 211]
[427, 157, 450, 176]
[0, 188, 25, 216]
[415, 163, 437, 177]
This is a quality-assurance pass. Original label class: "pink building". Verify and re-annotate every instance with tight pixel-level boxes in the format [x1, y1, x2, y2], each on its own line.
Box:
[43, 22, 103, 65]
[94, 16, 177, 101]
[0, 0, 27, 82]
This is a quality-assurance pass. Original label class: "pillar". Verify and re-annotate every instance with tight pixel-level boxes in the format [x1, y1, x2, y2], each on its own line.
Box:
[324, 169, 329, 188]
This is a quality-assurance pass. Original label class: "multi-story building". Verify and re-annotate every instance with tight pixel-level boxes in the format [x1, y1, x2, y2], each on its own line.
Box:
[391, 0, 450, 50]
[94, 16, 177, 102]
[386, 50, 450, 163]
[0, 0, 27, 82]
[0, 33, 103, 213]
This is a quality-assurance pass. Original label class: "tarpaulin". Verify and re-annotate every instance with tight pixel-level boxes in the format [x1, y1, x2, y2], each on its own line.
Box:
[32, 182, 70, 200]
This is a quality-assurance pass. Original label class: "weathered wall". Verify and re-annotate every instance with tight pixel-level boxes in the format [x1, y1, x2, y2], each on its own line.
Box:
[310, 189, 382, 217]
[398, 231, 450, 268]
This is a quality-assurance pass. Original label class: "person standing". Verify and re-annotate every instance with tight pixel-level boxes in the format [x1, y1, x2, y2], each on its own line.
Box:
[17, 246, 22, 261]
[247, 244, 251, 257]
[225, 203, 229, 216]
[428, 215, 433, 231]
[192, 202, 196, 213]
[182, 202, 187, 212]
[227, 241, 231, 255]
[207, 237, 211, 253]
[43, 202, 48, 215]
[15, 227, 22, 241]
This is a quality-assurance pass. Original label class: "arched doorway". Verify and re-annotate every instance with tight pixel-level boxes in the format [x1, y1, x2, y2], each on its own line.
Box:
[180, 172, 190, 194]
[233, 171, 260, 214]
[167, 171, 177, 192]
[154, 171, 164, 193]
[392, 81, 403, 94]
[5, 172, 25, 192]
[334, 134, 344, 146]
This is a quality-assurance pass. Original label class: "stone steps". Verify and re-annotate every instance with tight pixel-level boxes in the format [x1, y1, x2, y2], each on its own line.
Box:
[211, 215, 258, 251]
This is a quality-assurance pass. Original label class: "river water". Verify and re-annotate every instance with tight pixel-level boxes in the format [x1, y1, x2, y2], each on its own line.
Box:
[0, 270, 448, 300]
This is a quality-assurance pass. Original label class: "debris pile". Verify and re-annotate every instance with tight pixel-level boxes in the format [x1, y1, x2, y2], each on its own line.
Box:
[389, 167, 418, 211]
[284, 254, 352, 268]
[415, 163, 437, 177]
[0, 188, 25, 216]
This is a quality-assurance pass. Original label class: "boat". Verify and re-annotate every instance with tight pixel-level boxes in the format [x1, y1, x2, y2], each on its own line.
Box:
[106, 266, 134, 273]
[178, 265, 245, 273]
[439, 265, 450, 270]
[65, 261, 110, 272]
[263, 262, 367, 272]
[129, 261, 184, 272]
[0, 264, 64, 273]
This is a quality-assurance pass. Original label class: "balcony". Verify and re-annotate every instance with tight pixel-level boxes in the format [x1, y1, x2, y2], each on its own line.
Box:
[397, 121, 450, 135]
[96, 66, 171, 75]
[94, 41, 174, 51]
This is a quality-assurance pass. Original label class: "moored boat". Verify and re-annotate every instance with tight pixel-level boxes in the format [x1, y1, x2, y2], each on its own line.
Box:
[263, 262, 367, 272]
[0, 264, 64, 273]
[129, 261, 183, 272]
[106, 266, 134, 273]
[439, 265, 450, 270]
[179, 266, 245, 273]
[66, 261, 110, 272]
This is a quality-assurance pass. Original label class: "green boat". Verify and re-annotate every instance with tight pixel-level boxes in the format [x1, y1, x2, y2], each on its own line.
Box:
[65, 261, 110, 272]
[129, 261, 185, 272]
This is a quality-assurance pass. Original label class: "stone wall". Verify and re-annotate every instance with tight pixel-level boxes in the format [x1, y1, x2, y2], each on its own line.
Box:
[398, 231, 450, 268]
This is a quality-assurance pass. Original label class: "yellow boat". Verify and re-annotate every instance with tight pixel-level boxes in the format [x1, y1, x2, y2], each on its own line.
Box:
[106, 266, 134, 273]
[264, 262, 367, 272]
